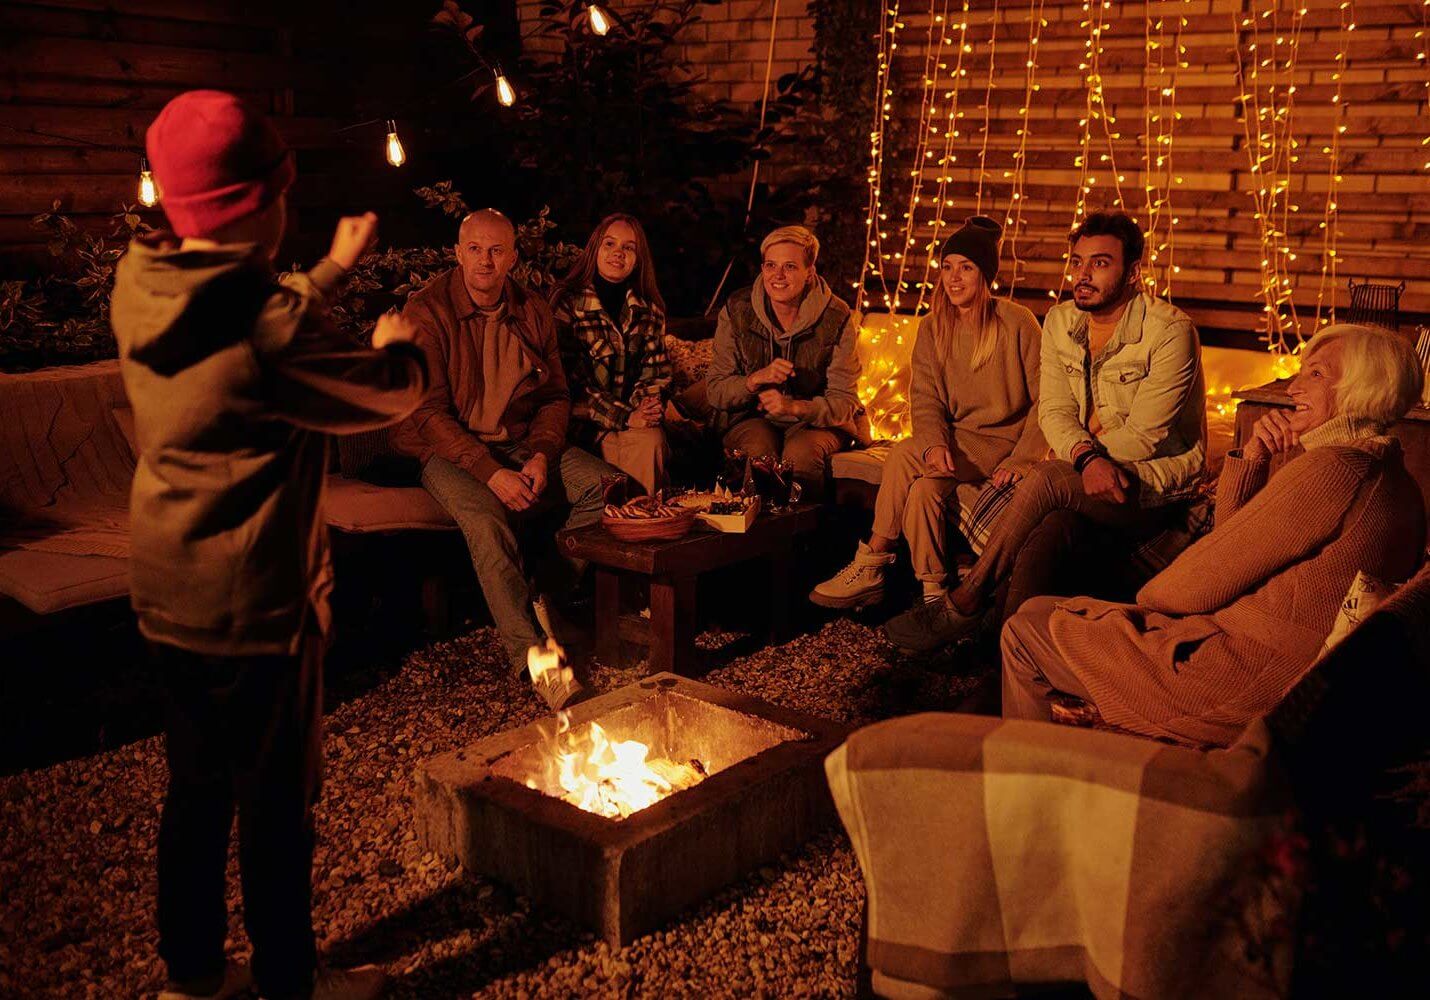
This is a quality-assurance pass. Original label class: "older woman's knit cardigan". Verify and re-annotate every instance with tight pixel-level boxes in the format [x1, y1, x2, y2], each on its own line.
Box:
[1040, 414, 1426, 746]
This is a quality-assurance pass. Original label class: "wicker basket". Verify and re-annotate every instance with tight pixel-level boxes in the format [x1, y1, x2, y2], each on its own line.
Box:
[601, 507, 698, 542]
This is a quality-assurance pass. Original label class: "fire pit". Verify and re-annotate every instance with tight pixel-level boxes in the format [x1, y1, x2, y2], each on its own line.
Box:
[414, 673, 849, 946]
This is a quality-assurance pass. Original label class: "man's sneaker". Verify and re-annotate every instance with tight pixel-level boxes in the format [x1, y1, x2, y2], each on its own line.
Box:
[158, 961, 252, 1000]
[308, 963, 388, 1000]
[884, 595, 981, 653]
[809, 542, 895, 609]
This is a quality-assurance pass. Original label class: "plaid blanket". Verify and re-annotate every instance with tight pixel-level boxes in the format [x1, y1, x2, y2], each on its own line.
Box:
[827, 713, 1293, 999]
[959, 477, 1213, 579]
[553, 286, 670, 434]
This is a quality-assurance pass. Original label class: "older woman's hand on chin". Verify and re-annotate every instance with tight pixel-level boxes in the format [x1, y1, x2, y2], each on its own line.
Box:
[1242, 409, 1300, 463]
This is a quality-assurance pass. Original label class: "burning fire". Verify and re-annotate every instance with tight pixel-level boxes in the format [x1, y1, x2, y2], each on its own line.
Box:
[523, 641, 706, 818]
[526, 710, 707, 820]
[528, 639, 581, 711]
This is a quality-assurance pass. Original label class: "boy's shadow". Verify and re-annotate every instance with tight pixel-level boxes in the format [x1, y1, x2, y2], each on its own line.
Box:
[323, 876, 587, 998]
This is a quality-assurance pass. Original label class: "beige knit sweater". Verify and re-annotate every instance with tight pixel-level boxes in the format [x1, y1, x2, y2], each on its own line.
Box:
[1042, 414, 1426, 746]
[908, 298, 1047, 481]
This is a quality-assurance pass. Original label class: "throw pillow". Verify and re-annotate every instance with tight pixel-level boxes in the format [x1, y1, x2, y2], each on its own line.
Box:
[1319, 570, 1393, 659]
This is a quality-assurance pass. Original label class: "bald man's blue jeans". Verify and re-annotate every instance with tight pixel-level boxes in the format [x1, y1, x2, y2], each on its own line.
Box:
[420, 444, 613, 672]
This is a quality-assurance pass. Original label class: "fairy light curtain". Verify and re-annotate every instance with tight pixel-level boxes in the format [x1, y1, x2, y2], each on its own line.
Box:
[856, 0, 1428, 441]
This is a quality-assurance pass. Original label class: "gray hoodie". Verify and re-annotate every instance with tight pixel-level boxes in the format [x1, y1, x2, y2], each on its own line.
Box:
[704, 275, 863, 434]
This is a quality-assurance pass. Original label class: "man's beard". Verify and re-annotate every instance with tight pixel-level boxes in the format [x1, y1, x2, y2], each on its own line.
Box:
[1072, 273, 1129, 312]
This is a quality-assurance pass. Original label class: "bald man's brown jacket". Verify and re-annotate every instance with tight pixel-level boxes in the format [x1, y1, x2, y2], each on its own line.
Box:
[393, 268, 571, 482]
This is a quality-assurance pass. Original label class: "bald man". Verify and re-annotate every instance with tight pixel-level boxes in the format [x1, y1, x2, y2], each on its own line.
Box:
[393, 210, 617, 707]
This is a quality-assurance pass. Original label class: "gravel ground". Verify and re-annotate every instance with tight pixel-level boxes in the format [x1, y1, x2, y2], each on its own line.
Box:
[1, 612, 984, 1000]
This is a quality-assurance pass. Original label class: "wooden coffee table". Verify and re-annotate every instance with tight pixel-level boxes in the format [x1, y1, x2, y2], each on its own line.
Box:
[559, 506, 821, 675]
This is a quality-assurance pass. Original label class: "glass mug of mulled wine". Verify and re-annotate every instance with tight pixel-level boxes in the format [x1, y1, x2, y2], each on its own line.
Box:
[600, 471, 631, 505]
[716, 448, 753, 496]
[749, 453, 802, 512]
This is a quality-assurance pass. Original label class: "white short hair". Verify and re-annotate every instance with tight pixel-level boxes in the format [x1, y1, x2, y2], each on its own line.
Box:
[760, 225, 819, 267]
[1305, 323, 1423, 427]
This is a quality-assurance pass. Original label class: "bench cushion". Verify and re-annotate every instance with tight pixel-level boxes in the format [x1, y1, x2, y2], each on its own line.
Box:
[323, 476, 456, 533]
[829, 443, 892, 485]
[0, 548, 129, 614]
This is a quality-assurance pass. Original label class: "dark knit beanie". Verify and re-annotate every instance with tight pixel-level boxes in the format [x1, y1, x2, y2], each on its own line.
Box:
[938, 216, 1003, 286]
[146, 90, 295, 237]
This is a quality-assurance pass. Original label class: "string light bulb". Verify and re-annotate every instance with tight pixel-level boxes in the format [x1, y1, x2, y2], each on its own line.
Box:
[495, 71, 517, 107]
[588, 4, 611, 36]
[1233, 1, 1308, 353]
[384, 120, 406, 167]
[137, 156, 158, 207]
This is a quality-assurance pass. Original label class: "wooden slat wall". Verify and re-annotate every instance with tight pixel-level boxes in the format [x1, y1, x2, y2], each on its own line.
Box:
[0, 0, 433, 267]
[879, 0, 1429, 336]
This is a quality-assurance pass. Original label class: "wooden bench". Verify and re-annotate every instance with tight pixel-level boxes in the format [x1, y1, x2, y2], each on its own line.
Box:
[0, 361, 460, 636]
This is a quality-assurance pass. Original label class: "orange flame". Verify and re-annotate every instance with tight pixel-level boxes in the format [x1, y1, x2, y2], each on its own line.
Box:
[551, 717, 703, 818]
[527, 639, 573, 691]
[524, 701, 706, 820]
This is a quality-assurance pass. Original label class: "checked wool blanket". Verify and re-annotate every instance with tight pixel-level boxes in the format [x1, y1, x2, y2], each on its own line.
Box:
[827, 713, 1295, 1000]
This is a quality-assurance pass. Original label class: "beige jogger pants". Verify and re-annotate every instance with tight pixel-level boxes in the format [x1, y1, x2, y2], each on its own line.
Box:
[600, 426, 671, 496]
[871, 438, 985, 585]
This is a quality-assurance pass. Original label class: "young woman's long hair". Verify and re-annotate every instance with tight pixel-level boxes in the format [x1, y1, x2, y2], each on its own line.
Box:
[927, 259, 1001, 370]
[552, 213, 666, 315]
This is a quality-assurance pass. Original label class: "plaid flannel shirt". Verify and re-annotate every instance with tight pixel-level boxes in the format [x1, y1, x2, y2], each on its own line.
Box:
[553, 286, 671, 435]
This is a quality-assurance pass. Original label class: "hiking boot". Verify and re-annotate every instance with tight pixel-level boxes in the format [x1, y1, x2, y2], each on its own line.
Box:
[158, 961, 251, 1000]
[809, 542, 895, 609]
[308, 964, 387, 1000]
[884, 595, 981, 653]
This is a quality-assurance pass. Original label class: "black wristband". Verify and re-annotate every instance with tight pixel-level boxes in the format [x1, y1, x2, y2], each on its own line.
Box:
[1072, 447, 1105, 474]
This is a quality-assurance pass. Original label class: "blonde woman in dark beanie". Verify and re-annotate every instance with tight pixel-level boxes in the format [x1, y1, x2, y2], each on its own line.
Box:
[811, 217, 1045, 610]
[112, 90, 426, 1000]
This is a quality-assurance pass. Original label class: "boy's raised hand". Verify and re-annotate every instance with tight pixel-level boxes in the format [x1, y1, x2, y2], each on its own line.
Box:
[371, 311, 416, 349]
[328, 212, 380, 271]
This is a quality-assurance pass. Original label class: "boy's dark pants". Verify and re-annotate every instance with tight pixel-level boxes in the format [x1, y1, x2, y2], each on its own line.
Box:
[151, 632, 324, 1000]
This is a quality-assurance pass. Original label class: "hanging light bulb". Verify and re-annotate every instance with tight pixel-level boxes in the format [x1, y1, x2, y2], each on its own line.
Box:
[384, 119, 406, 167]
[494, 70, 516, 107]
[137, 156, 157, 207]
[588, 4, 611, 36]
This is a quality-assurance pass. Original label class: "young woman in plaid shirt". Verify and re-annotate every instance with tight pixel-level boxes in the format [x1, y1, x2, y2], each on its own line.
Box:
[550, 214, 673, 494]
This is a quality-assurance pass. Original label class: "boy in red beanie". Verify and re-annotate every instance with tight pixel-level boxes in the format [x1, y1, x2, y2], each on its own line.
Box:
[111, 90, 427, 1000]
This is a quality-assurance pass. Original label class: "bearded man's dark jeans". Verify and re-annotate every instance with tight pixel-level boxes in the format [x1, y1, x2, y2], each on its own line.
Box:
[152, 631, 324, 1000]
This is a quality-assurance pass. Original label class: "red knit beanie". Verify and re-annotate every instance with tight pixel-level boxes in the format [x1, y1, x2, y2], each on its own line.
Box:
[146, 90, 295, 237]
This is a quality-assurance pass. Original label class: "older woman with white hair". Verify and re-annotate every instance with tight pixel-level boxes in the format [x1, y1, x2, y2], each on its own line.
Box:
[1000, 323, 1426, 746]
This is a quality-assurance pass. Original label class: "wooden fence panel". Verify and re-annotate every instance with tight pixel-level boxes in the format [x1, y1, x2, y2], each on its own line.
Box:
[875, 0, 1429, 337]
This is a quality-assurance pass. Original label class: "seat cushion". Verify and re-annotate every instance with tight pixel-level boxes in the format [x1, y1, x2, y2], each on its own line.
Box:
[323, 476, 457, 533]
[829, 443, 892, 485]
[0, 548, 129, 614]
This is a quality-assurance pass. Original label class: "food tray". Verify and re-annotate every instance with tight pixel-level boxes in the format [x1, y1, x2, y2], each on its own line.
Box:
[696, 496, 761, 533]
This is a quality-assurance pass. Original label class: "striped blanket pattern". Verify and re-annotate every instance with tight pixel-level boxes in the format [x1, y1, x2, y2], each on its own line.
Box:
[826, 713, 1293, 999]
